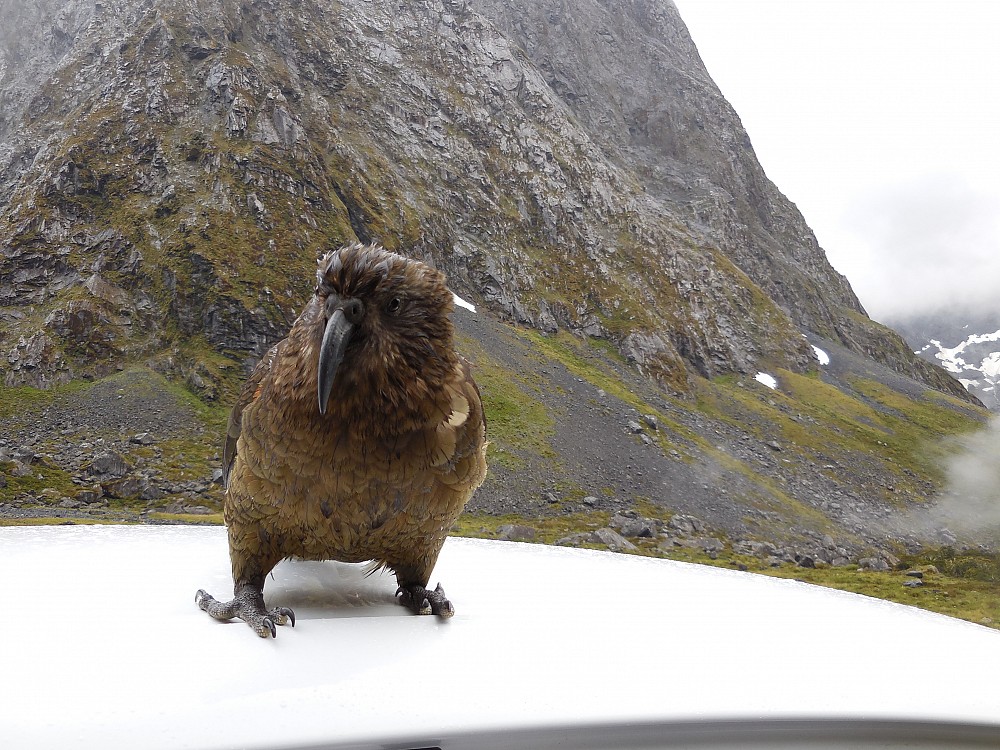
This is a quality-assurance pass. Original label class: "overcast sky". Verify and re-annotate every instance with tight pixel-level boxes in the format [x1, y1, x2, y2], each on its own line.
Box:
[672, 0, 1000, 324]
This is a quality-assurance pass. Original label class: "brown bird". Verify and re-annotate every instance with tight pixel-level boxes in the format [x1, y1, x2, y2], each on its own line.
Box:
[196, 243, 488, 637]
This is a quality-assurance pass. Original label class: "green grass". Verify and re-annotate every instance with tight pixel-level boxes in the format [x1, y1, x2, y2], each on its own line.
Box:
[0, 366, 226, 506]
[0, 461, 79, 505]
[454, 510, 611, 544]
[0, 517, 124, 527]
[0, 379, 92, 420]
[695, 367, 987, 508]
[147, 511, 224, 524]
[459, 337, 557, 470]
[519, 329, 842, 530]
[768, 560, 1000, 628]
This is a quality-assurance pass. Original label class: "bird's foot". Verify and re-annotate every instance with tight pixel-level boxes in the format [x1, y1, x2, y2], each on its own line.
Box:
[195, 587, 296, 638]
[396, 582, 454, 618]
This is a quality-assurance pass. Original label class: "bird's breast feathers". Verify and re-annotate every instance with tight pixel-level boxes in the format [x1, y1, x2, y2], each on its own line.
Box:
[234, 360, 485, 505]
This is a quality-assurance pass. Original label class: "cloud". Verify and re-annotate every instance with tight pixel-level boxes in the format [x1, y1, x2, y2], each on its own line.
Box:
[835, 175, 1000, 323]
[898, 418, 1000, 546]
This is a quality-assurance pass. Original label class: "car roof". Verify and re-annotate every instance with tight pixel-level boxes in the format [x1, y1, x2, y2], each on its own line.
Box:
[3, 524, 999, 749]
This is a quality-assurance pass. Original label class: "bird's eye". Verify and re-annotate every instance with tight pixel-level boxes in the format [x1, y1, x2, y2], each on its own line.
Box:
[386, 297, 402, 315]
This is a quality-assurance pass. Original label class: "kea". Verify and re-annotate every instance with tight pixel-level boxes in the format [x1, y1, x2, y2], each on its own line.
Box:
[196, 243, 488, 637]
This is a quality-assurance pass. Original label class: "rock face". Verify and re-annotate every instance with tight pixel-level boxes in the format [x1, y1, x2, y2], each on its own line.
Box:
[0, 0, 974, 403]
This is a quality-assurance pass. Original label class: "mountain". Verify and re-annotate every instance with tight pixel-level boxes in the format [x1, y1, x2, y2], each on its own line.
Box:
[0, 0, 970, 401]
[0, 0, 992, 561]
[891, 310, 1000, 411]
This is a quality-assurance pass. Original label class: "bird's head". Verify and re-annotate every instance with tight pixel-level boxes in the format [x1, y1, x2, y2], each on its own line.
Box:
[312, 243, 458, 420]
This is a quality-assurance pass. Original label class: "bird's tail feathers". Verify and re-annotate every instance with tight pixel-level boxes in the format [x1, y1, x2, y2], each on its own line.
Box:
[362, 560, 390, 578]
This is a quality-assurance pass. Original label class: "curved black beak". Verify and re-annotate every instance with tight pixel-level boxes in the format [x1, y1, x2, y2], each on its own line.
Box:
[317, 308, 354, 415]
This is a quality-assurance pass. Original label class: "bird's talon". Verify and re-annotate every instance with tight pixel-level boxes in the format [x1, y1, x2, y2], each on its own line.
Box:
[267, 605, 296, 627]
[398, 583, 455, 617]
[196, 587, 294, 637]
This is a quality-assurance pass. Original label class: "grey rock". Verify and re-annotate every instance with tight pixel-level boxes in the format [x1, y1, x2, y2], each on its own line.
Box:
[609, 513, 656, 538]
[140, 484, 166, 501]
[902, 579, 924, 588]
[675, 536, 725, 554]
[858, 557, 890, 572]
[937, 528, 959, 545]
[130, 432, 156, 445]
[555, 532, 591, 548]
[14, 447, 37, 463]
[591, 528, 638, 553]
[495, 524, 537, 542]
[88, 451, 128, 478]
[626, 420, 643, 434]
[557, 527, 635, 551]
[102, 476, 145, 499]
[73, 489, 100, 504]
[733, 540, 778, 558]
[667, 514, 704, 534]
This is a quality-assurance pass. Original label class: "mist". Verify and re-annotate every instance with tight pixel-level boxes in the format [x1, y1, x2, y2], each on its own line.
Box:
[899, 417, 1000, 547]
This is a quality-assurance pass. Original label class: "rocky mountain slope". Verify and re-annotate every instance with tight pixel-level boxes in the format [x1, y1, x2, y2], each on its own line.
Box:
[1, 0, 993, 562]
[0, 0, 969, 400]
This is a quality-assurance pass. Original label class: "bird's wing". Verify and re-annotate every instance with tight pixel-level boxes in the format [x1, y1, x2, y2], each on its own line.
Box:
[432, 357, 488, 490]
[222, 343, 280, 488]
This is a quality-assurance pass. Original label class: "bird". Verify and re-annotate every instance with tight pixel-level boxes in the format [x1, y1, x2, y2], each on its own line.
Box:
[195, 243, 488, 637]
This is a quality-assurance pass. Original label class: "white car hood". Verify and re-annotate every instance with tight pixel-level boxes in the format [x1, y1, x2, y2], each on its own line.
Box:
[2, 524, 999, 749]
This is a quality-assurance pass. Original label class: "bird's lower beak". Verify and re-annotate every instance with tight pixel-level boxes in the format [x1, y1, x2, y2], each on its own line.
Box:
[317, 308, 354, 415]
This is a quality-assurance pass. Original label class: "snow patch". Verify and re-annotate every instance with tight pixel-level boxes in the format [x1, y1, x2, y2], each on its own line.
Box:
[981, 351, 1000, 378]
[755, 372, 778, 390]
[930, 330, 1000, 374]
[811, 345, 830, 366]
[452, 292, 476, 313]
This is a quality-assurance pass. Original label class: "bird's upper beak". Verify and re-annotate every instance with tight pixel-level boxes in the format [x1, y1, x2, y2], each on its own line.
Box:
[317, 298, 364, 415]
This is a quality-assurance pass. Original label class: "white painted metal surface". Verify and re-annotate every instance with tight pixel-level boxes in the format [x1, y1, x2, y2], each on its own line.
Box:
[2, 525, 999, 749]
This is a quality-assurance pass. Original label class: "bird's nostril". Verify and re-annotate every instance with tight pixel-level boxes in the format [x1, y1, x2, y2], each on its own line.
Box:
[345, 298, 365, 323]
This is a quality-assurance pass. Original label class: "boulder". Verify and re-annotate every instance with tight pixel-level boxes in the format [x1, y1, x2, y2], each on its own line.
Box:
[591, 528, 638, 552]
[609, 512, 656, 538]
[88, 451, 129, 478]
[495, 524, 537, 542]
[858, 557, 890, 572]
